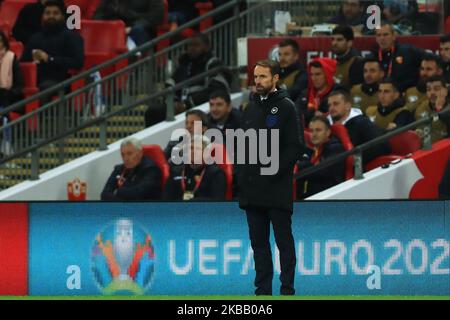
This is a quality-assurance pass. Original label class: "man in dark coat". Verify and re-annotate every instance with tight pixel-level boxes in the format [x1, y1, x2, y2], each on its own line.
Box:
[370, 21, 423, 92]
[327, 89, 391, 165]
[101, 137, 162, 201]
[239, 60, 303, 296]
[21, 0, 84, 94]
[297, 116, 346, 199]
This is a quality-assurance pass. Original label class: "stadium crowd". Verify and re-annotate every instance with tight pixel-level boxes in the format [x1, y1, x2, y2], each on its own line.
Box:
[0, 0, 449, 199]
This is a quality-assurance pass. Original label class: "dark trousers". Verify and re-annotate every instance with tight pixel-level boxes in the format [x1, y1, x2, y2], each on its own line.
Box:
[245, 207, 296, 295]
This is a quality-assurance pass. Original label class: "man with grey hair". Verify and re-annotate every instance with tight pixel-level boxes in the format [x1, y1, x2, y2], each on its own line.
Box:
[101, 137, 162, 200]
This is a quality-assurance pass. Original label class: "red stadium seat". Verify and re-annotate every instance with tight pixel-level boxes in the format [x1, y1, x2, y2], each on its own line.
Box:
[9, 40, 23, 59]
[0, 0, 32, 38]
[330, 124, 354, 180]
[64, 0, 101, 20]
[210, 143, 233, 200]
[8, 62, 39, 131]
[142, 145, 170, 189]
[365, 130, 421, 172]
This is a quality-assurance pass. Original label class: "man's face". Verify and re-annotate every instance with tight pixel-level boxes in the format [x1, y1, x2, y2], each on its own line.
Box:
[310, 66, 327, 91]
[331, 34, 351, 56]
[440, 42, 450, 62]
[121, 144, 143, 169]
[209, 97, 231, 122]
[342, 0, 362, 21]
[375, 25, 396, 51]
[187, 37, 208, 59]
[278, 45, 299, 68]
[254, 65, 278, 96]
[364, 62, 385, 84]
[309, 120, 331, 147]
[426, 81, 447, 104]
[378, 83, 399, 107]
[42, 5, 64, 27]
[420, 60, 442, 79]
[328, 94, 351, 123]
[185, 114, 205, 136]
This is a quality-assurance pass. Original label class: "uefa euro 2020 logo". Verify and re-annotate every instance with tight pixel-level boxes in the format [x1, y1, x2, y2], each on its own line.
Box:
[91, 218, 155, 295]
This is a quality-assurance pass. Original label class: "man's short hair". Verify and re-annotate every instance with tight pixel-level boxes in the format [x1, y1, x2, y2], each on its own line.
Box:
[363, 56, 384, 70]
[309, 60, 323, 69]
[209, 90, 231, 104]
[422, 53, 444, 70]
[43, 0, 66, 14]
[186, 109, 209, 125]
[278, 38, 300, 54]
[192, 32, 210, 47]
[379, 78, 400, 92]
[332, 25, 354, 41]
[328, 89, 352, 104]
[378, 20, 395, 33]
[310, 115, 331, 130]
[425, 75, 447, 87]
[121, 137, 142, 151]
[255, 59, 280, 77]
[440, 34, 450, 44]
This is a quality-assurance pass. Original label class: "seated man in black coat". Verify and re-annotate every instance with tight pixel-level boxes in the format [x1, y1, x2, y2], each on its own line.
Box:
[297, 116, 346, 199]
[327, 89, 391, 165]
[101, 137, 162, 201]
[21, 1, 84, 99]
[207, 90, 241, 139]
[163, 135, 226, 201]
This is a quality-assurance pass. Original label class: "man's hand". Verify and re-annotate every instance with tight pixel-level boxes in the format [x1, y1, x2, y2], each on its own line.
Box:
[32, 49, 49, 63]
[125, 27, 132, 34]
[435, 87, 447, 112]
[415, 128, 424, 138]
[386, 122, 397, 130]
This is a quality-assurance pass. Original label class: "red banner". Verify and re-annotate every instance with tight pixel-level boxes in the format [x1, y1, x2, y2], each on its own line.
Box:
[246, 36, 440, 81]
[0, 204, 28, 296]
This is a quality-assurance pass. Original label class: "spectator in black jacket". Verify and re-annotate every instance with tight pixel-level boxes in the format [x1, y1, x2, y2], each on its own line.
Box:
[207, 90, 241, 139]
[371, 21, 423, 92]
[439, 35, 450, 85]
[297, 116, 345, 199]
[164, 109, 209, 160]
[0, 31, 24, 111]
[328, 0, 368, 31]
[21, 1, 84, 98]
[365, 79, 413, 131]
[277, 38, 307, 102]
[12, 0, 64, 46]
[145, 33, 230, 127]
[93, 0, 164, 45]
[163, 135, 227, 201]
[101, 137, 162, 201]
[327, 89, 391, 165]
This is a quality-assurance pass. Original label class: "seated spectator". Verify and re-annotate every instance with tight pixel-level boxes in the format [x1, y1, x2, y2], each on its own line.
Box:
[0, 31, 24, 112]
[366, 79, 413, 131]
[12, 0, 64, 46]
[277, 38, 307, 102]
[328, 0, 369, 34]
[439, 35, 450, 85]
[351, 57, 385, 114]
[439, 157, 450, 199]
[296, 58, 340, 126]
[101, 137, 162, 201]
[331, 25, 364, 90]
[296, 116, 345, 199]
[145, 33, 231, 127]
[404, 54, 443, 113]
[21, 1, 84, 100]
[93, 0, 164, 46]
[164, 109, 209, 160]
[163, 135, 227, 201]
[327, 90, 391, 164]
[414, 76, 450, 144]
[382, 0, 418, 26]
[208, 90, 240, 138]
[370, 21, 423, 92]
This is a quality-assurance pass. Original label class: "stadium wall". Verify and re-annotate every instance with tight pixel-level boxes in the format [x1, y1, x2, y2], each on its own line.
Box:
[1, 201, 449, 296]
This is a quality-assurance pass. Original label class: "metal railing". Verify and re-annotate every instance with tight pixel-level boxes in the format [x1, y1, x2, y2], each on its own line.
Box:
[294, 109, 450, 182]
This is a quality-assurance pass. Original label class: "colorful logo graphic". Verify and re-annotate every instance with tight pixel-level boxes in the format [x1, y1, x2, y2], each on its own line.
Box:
[91, 218, 155, 295]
